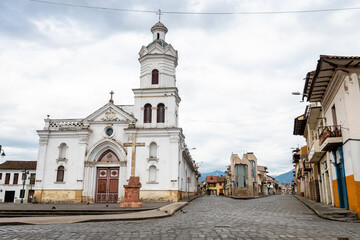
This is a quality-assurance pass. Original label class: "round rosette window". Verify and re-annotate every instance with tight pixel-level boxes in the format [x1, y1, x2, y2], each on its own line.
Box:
[105, 127, 114, 137]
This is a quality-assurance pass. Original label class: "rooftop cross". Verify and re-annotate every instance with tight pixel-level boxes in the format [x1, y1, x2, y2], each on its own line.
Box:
[109, 90, 114, 103]
[157, 9, 162, 22]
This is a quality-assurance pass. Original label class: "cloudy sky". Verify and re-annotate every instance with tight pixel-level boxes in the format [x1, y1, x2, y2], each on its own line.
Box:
[1, 0, 359, 175]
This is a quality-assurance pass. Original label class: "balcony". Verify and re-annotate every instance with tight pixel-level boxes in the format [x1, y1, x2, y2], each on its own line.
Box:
[319, 125, 343, 151]
[308, 139, 325, 163]
[292, 153, 300, 163]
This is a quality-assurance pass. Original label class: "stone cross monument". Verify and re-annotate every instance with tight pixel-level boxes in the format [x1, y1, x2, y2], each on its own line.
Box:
[120, 133, 145, 208]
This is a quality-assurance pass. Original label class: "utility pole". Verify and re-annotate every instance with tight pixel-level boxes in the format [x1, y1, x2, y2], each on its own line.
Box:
[21, 166, 29, 203]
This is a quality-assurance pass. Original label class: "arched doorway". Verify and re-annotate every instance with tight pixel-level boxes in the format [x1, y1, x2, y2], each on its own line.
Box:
[95, 150, 120, 203]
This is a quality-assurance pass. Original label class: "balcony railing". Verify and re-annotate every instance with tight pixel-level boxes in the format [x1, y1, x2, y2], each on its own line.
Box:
[308, 139, 325, 163]
[319, 125, 342, 145]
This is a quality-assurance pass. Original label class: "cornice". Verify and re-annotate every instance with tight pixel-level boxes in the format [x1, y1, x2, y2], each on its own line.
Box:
[322, 70, 346, 112]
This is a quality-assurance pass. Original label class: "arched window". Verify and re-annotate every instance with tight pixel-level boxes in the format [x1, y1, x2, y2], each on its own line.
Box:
[59, 143, 67, 159]
[149, 142, 157, 158]
[149, 165, 157, 182]
[144, 104, 152, 123]
[157, 103, 165, 123]
[56, 166, 65, 182]
[152, 69, 159, 84]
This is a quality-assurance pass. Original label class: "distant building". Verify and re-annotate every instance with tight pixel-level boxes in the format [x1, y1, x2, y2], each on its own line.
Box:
[206, 176, 226, 196]
[230, 153, 259, 197]
[266, 176, 280, 195]
[0, 161, 36, 203]
[257, 165, 269, 195]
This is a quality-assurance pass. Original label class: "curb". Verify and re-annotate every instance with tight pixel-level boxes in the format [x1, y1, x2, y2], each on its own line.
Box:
[294, 195, 327, 221]
[294, 195, 359, 223]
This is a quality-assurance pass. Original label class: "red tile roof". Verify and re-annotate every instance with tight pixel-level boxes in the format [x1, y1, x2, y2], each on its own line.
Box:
[0, 161, 37, 170]
[206, 175, 226, 183]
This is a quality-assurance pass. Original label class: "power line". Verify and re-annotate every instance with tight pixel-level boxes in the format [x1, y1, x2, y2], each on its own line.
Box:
[29, 0, 360, 15]
[29, 0, 157, 13]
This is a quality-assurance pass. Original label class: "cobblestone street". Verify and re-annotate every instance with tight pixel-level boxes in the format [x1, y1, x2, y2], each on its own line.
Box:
[1, 195, 359, 240]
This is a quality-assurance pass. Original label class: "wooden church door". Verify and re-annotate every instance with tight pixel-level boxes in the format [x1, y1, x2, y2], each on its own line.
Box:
[96, 168, 119, 203]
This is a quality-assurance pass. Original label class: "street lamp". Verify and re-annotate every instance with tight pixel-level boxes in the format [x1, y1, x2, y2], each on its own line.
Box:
[21, 166, 29, 203]
[292, 91, 307, 102]
[0, 145, 5, 158]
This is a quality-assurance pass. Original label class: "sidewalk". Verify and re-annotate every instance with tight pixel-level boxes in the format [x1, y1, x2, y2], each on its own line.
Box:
[0, 201, 192, 226]
[0, 202, 167, 216]
[294, 195, 359, 222]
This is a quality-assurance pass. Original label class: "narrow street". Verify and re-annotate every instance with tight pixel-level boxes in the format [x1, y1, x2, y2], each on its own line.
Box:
[1, 195, 359, 239]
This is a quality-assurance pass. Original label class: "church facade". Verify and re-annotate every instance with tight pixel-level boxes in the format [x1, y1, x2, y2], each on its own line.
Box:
[34, 22, 198, 203]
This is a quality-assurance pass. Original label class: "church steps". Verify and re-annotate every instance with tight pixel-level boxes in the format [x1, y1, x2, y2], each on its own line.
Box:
[0, 208, 158, 217]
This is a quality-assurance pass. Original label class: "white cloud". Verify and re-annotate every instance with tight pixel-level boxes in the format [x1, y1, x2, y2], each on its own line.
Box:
[1, 0, 359, 176]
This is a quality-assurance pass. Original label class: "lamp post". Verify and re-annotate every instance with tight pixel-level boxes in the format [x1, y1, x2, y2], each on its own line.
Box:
[0, 145, 6, 158]
[21, 166, 29, 203]
[292, 91, 307, 102]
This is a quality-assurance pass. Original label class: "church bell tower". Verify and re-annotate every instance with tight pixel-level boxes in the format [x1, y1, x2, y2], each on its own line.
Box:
[133, 22, 181, 128]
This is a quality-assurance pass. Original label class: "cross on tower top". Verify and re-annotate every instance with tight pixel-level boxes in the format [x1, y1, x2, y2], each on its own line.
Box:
[109, 90, 114, 103]
[157, 9, 163, 22]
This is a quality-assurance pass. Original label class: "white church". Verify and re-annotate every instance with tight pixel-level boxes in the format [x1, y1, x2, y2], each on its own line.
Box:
[34, 22, 199, 203]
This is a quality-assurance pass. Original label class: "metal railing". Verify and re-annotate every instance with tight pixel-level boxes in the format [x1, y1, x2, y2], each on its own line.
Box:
[319, 125, 342, 145]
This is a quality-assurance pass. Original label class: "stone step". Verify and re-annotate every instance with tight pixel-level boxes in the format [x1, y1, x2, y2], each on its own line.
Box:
[0, 209, 150, 217]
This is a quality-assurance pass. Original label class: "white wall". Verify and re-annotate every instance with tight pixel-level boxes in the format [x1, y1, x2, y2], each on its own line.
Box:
[0, 169, 36, 203]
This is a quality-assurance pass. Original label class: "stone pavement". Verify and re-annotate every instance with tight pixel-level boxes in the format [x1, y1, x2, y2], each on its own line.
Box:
[295, 195, 359, 222]
[0, 195, 360, 239]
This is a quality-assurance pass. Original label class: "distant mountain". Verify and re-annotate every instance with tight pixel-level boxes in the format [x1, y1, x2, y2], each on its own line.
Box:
[198, 170, 226, 182]
[274, 169, 294, 185]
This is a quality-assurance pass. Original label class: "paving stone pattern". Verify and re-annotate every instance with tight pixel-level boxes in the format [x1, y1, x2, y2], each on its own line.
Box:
[1, 195, 360, 240]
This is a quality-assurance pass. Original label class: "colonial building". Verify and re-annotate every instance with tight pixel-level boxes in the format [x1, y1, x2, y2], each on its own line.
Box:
[34, 22, 198, 203]
[293, 55, 360, 218]
[205, 175, 226, 196]
[0, 161, 36, 203]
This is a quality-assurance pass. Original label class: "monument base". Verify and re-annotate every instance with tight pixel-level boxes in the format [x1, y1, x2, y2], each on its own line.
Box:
[120, 176, 143, 208]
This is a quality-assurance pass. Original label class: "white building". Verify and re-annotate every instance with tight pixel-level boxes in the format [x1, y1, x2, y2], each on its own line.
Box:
[0, 161, 36, 203]
[303, 55, 360, 217]
[34, 22, 198, 203]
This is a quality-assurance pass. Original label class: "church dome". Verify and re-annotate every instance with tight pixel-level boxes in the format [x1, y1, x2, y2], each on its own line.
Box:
[149, 21, 169, 47]
[147, 39, 168, 48]
[151, 22, 168, 34]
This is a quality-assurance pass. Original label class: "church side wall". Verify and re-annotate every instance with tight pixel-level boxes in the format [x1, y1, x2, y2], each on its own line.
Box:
[135, 133, 178, 202]
[35, 134, 87, 203]
[126, 129, 197, 202]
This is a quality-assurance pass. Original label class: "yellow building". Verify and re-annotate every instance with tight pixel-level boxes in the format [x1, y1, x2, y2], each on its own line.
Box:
[206, 176, 226, 196]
